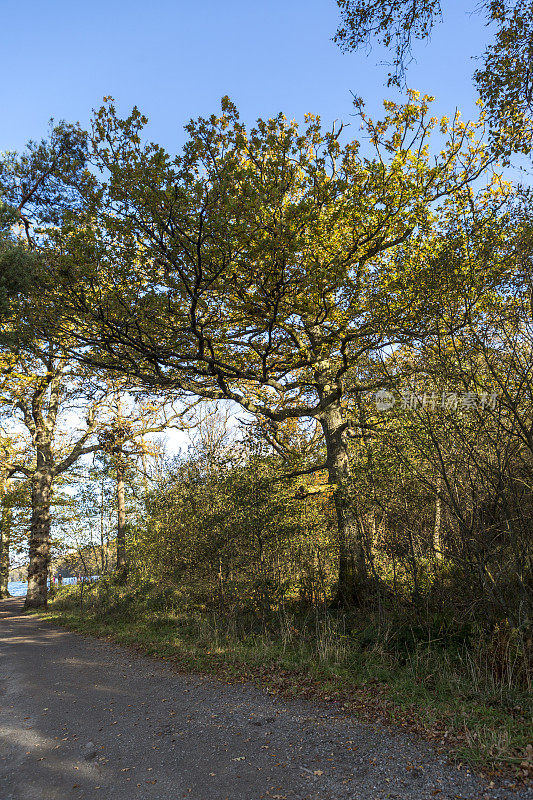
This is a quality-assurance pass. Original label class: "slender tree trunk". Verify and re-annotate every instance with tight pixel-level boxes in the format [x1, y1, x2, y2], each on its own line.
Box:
[25, 468, 53, 610]
[433, 476, 443, 563]
[0, 478, 11, 598]
[115, 461, 128, 582]
[0, 511, 11, 599]
[320, 402, 366, 606]
[100, 472, 108, 573]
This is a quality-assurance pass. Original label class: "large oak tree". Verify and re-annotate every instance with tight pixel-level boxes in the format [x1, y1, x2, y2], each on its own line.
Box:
[50, 94, 501, 602]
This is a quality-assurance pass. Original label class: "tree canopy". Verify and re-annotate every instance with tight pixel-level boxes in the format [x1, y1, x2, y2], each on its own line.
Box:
[37, 92, 514, 601]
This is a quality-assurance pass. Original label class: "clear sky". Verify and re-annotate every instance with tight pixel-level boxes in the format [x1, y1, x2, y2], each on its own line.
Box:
[2, 0, 491, 154]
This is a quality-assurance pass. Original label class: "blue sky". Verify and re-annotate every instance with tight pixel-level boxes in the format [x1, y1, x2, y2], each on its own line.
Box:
[2, 0, 491, 153]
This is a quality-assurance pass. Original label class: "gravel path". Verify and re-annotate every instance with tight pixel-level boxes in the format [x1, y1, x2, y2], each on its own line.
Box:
[0, 597, 529, 800]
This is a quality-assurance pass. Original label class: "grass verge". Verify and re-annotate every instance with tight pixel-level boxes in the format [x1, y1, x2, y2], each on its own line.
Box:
[35, 580, 532, 782]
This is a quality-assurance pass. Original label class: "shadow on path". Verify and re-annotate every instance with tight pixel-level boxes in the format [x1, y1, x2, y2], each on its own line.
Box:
[0, 598, 528, 800]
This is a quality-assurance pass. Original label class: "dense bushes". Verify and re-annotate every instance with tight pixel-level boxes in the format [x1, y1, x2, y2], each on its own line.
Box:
[123, 413, 531, 667]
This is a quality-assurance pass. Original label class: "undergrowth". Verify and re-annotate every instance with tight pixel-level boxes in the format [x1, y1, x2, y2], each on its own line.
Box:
[38, 578, 532, 779]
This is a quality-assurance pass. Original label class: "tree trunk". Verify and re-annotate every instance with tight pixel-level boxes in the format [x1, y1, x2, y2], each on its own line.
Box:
[115, 462, 128, 583]
[433, 476, 443, 562]
[0, 478, 12, 598]
[320, 402, 366, 606]
[0, 508, 11, 599]
[25, 469, 53, 610]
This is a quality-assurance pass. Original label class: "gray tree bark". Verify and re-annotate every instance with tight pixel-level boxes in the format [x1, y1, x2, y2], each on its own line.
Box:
[25, 466, 53, 609]
[115, 460, 128, 583]
[0, 511, 11, 599]
[433, 475, 443, 562]
[320, 401, 367, 606]
[0, 474, 12, 598]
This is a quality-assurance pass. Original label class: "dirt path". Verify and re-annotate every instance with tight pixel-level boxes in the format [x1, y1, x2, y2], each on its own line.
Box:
[0, 598, 529, 800]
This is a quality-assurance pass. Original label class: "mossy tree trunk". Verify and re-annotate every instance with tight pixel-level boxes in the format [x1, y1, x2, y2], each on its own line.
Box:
[25, 462, 53, 610]
[320, 401, 367, 606]
[115, 458, 128, 583]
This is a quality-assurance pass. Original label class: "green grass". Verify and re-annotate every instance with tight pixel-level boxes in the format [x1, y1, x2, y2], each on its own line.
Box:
[36, 579, 532, 779]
